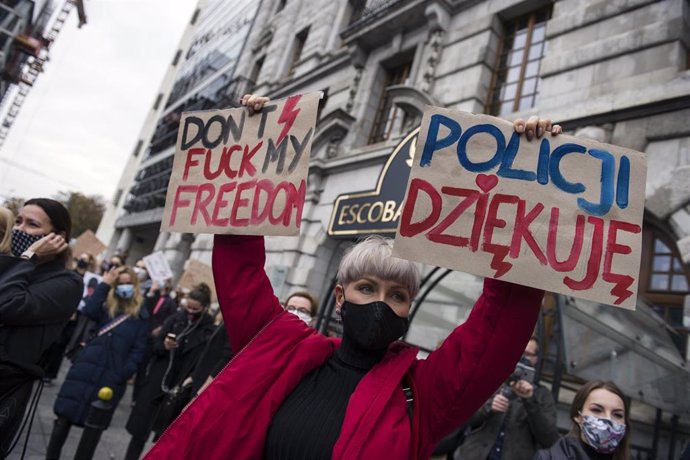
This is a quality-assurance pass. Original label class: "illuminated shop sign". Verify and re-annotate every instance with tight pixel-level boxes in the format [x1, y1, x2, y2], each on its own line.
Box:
[328, 129, 418, 237]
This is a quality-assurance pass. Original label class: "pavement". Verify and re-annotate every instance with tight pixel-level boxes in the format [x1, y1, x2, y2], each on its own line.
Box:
[6, 361, 154, 460]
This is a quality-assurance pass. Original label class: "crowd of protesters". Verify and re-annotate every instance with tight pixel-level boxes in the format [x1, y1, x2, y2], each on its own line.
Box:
[0, 97, 679, 460]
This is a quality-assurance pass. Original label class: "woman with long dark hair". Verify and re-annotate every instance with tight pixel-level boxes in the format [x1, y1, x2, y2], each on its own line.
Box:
[534, 380, 631, 460]
[124, 283, 215, 460]
[0, 198, 83, 457]
[144, 94, 563, 460]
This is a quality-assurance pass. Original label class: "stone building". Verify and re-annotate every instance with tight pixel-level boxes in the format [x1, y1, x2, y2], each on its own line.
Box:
[98, 0, 690, 456]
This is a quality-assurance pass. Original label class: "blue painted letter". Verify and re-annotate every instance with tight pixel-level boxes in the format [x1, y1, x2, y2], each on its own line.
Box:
[577, 149, 615, 216]
[549, 143, 586, 194]
[420, 114, 461, 167]
[457, 124, 505, 172]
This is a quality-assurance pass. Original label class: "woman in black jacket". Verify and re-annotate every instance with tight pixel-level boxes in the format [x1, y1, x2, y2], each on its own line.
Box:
[124, 283, 215, 460]
[0, 198, 82, 457]
[534, 380, 630, 460]
[46, 265, 149, 459]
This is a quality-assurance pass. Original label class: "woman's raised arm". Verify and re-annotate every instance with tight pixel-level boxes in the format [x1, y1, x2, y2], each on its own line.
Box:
[212, 235, 283, 354]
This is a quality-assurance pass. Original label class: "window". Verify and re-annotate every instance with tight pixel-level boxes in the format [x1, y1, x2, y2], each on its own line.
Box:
[487, 7, 551, 116]
[287, 27, 309, 78]
[172, 49, 182, 66]
[648, 239, 689, 293]
[152, 94, 163, 111]
[248, 56, 265, 91]
[639, 227, 690, 357]
[368, 59, 413, 144]
[132, 139, 143, 157]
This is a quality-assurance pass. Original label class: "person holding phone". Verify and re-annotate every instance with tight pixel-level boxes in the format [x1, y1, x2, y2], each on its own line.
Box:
[124, 283, 215, 460]
[454, 337, 559, 460]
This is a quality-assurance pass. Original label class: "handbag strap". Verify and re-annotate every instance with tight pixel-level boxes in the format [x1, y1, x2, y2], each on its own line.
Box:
[97, 313, 131, 337]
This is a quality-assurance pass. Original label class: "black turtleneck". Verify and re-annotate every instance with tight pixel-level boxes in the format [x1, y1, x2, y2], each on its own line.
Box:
[580, 439, 615, 460]
[263, 336, 387, 460]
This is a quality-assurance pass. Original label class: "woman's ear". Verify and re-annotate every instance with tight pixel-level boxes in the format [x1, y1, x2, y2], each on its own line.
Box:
[573, 413, 583, 426]
[334, 284, 344, 309]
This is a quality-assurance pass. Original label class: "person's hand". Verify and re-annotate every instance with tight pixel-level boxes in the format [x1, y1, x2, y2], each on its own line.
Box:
[511, 379, 534, 399]
[147, 280, 160, 296]
[101, 266, 119, 286]
[151, 326, 163, 337]
[27, 233, 67, 263]
[491, 394, 510, 412]
[513, 116, 562, 141]
[163, 337, 178, 351]
[240, 94, 270, 115]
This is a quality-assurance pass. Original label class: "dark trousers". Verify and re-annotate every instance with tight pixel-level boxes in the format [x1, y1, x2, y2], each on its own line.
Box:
[45, 416, 71, 460]
[124, 435, 148, 460]
[0, 365, 35, 458]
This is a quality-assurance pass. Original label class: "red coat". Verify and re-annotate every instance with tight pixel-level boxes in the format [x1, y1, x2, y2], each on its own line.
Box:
[146, 235, 543, 460]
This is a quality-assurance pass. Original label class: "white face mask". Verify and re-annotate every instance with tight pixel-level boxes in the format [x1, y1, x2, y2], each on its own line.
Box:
[288, 309, 312, 324]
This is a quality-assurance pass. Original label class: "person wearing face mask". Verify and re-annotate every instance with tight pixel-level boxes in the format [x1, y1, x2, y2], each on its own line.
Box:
[0, 199, 83, 457]
[124, 283, 215, 460]
[284, 291, 319, 326]
[45, 265, 148, 459]
[144, 94, 560, 460]
[534, 380, 630, 460]
[454, 337, 559, 460]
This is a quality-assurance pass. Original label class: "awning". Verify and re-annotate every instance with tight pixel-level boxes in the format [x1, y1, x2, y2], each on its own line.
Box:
[561, 296, 690, 417]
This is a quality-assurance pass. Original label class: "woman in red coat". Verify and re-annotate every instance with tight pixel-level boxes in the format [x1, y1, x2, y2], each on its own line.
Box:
[145, 96, 561, 460]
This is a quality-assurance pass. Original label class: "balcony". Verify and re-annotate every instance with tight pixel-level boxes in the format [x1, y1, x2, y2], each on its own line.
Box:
[341, 0, 428, 50]
[145, 76, 254, 158]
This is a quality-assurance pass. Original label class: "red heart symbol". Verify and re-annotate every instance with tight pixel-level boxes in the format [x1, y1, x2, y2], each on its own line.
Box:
[475, 174, 498, 193]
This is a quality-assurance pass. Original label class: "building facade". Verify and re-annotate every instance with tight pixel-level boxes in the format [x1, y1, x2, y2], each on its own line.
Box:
[99, 0, 690, 456]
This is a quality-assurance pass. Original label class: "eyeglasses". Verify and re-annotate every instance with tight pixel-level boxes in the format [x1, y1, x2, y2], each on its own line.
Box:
[286, 305, 312, 317]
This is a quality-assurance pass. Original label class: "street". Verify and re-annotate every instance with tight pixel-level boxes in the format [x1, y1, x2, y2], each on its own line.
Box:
[7, 362, 153, 460]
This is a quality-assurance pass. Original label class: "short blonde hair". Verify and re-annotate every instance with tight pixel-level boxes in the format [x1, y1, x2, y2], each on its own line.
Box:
[0, 207, 14, 255]
[337, 236, 420, 298]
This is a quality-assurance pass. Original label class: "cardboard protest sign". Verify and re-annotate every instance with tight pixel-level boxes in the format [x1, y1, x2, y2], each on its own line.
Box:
[79, 271, 102, 310]
[143, 251, 174, 283]
[393, 107, 646, 309]
[161, 93, 321, 235]
[178, 259, 217, 303]
[72, 230, 107, 258]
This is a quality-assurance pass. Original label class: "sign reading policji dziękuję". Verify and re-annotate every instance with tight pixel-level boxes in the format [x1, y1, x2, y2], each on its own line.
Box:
[393, 107, 647, 309]
[161, 93, 321, 236]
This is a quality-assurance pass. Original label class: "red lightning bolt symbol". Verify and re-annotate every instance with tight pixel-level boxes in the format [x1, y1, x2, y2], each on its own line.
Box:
[276, 95, 302, 145]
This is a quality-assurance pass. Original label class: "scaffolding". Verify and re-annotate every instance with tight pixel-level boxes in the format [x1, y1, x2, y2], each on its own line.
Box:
[0, 0, 86, 149]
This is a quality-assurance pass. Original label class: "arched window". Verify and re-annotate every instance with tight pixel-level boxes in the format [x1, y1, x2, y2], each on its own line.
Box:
[638, 226, 690, 356]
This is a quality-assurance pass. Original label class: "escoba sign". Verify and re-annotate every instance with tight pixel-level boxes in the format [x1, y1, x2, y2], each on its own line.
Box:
[328, 129, 418, 237]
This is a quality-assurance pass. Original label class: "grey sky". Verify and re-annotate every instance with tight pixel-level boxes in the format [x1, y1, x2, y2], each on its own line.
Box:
[0, 0, 196, 202]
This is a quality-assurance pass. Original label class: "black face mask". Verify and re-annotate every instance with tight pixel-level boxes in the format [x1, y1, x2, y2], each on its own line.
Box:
[76, 259, 89, 269]
[11, 229, 44, 257]
[340, 300, 409, 350]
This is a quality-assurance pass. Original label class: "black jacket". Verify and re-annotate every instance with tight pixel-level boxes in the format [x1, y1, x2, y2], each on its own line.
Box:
[126, 310, 215, 438]
[533, 436, 615, 460]
[190, 321, 232, 394]
[0, 255, 83, 377]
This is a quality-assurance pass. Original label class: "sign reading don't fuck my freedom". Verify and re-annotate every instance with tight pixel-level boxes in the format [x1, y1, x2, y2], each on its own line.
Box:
[161, 93, 320, 236]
